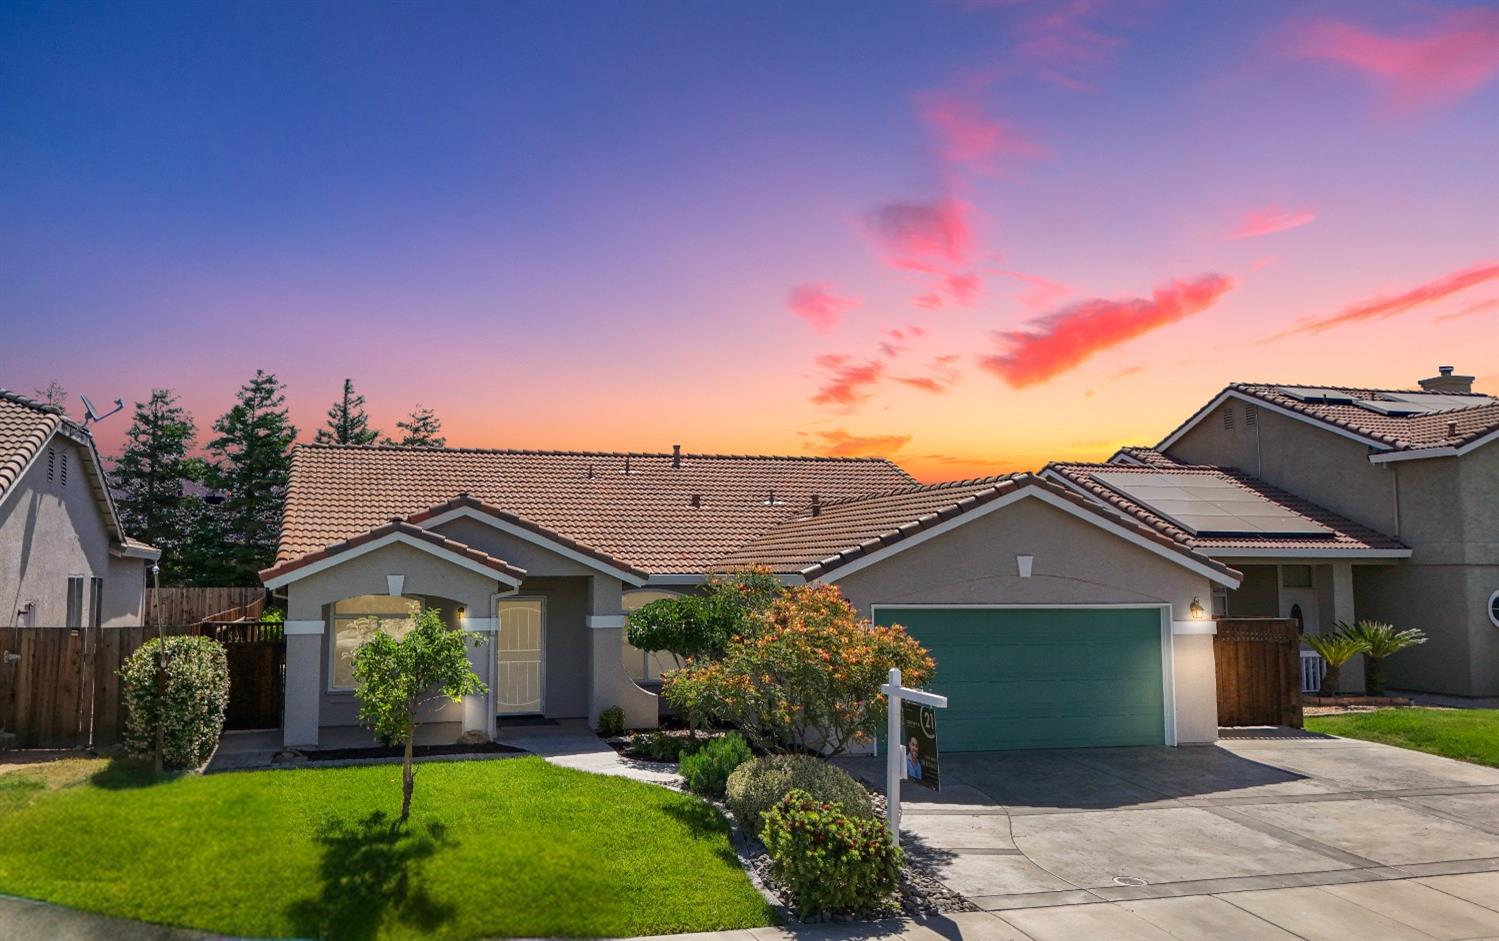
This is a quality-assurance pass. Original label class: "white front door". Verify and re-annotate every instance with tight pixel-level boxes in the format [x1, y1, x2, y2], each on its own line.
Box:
[496, 598, 543, 715]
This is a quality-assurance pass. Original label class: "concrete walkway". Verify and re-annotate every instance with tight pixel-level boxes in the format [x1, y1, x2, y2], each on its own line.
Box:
[633, 870, 1499, 941]
[495, 720, 680, 786]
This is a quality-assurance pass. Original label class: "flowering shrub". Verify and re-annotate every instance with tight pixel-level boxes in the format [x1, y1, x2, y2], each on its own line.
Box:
[664, 584, 933, 754]
[725, 754, 872, 837]
[760, 788, 902, 917]
[679, 731, 752, 797]
[120, 635, 230, 770]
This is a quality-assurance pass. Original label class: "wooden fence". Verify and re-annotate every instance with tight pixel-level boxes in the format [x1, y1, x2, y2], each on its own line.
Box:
[144, 587, 265, 628]
[1214, 618, 1303, 728]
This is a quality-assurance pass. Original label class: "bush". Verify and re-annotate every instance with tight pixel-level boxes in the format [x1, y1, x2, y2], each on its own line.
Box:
[120, 635, 230, 770]
[680, 731, 752, 797]
[726, 754, 872, 836]
[665, 583, 933, 754]
[627, 730, 699, 763]
[597, 706, 626, 737]
[761, 789, 902, 917]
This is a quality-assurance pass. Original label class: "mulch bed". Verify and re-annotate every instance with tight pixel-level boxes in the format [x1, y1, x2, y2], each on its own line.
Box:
[296, 741, 526, 762]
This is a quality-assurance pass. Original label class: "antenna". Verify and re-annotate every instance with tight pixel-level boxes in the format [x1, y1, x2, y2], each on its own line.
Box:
[80, 394, 125, 428]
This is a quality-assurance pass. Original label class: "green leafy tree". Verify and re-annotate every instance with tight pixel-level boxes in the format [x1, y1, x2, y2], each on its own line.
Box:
[1304, 631, 1368, 696]
[626, 566, 783, 662]
[314, 378, 380, 445]
[109, 389, 201, 582]
[1338, 620, 1427, 696]
[384, 405, 445, 447]
[206, 370, 298, 585]
[352, 607, 487, 822]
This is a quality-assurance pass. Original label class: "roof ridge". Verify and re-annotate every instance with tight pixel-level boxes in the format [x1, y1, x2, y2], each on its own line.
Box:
[293, 442, 901, 463]
[0, 387, 69, 417]
[811, 473, 1020, 510]
[1235, 382, 1493, 400]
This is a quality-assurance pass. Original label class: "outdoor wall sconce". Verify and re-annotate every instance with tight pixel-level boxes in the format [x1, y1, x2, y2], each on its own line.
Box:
[1189, 597, 1206, 620]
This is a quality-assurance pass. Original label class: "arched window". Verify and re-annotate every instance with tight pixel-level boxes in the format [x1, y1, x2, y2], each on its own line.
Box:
[621, 589, 682, 684]
[330, 595, 419, 690]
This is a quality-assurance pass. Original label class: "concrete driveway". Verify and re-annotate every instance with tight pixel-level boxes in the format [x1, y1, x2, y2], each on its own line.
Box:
[837, 731, 1499, 913]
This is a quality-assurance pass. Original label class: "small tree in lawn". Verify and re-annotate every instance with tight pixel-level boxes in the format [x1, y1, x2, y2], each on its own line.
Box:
[352, 607, 487, 823]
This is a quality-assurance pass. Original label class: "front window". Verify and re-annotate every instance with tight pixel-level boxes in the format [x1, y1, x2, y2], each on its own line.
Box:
[330, 595, 420, 689]
[621, 589, 683, 683]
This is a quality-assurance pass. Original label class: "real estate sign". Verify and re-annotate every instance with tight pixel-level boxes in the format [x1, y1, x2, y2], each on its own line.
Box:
[901, 699, 939, 791]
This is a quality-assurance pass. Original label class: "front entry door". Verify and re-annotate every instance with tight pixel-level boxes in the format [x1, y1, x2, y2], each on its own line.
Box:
[496, 598, 544, 715]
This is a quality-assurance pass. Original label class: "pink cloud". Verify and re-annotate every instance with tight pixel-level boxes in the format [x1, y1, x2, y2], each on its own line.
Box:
[867, 199, 974, 271]
[1227, 206, 1317, 240]
[1279, 262, 1499, 337]
[1251, 256, 1279, 272]
[996, 270, 1074, 311]
[915, 92, 1045, 170]
[1289, 8, 1499, 112]
[1436, 297, 1499, 323]
[894, 355, 962, 394]
[812, 357, 886, 408]
[800, 428, 912, 458]
[980, 274, 1236, 388]
[1014, 0, 1131, 92]
[787, 282, 859, 332]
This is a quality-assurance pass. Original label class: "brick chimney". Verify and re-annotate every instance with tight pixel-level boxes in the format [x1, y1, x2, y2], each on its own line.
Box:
[1418, 365, 1474, 394]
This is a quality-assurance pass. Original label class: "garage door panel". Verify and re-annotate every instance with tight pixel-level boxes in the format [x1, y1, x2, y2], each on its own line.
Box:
[875, 607, 1165, 751]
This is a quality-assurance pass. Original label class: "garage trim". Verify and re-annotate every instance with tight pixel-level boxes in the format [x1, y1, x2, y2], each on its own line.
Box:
[872, 602, 1178, 747]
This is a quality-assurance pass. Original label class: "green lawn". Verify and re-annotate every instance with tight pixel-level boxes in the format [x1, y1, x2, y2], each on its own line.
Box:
[1306, 708, 1499, 768]
[0, 756, 774, 939]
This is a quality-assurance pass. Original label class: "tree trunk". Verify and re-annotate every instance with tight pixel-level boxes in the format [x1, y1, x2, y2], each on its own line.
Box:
[1366, 657, 1386, 696]
[399, 716, 415, 824]
[1318, 662, 1340, 697]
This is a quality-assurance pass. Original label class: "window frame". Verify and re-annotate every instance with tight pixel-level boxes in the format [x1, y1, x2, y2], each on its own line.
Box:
[89, 576, 104, 630]
[326, 595, 422, 693]
[65, 576, 86, 628]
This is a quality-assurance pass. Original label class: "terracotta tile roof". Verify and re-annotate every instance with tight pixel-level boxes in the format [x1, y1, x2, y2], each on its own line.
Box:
[722, 473, 1240, 582]
[406, 495, 649, 582]
[277, 444, 916, 574]
[1108, 446, 1183, 467]
[1171, 383, 1499, 452]
[0, 389, 65, 502]
[260, 519, 526, 584]
[1045, 462, 1409, 555]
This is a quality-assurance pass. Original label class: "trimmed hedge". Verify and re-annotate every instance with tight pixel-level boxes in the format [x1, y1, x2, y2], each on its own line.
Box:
[120, 635, 229, 770]
[725, 754, 872, 836]
[680, 732, 751, 798]
[597, 706, 626, 737]
[761, 788, 902, 917]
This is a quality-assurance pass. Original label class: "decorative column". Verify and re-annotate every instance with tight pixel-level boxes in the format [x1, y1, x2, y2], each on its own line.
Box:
[1330, 561, 1364, 693]
[586, 575, 658, 729]
[282, 619, 324, 748]
[463, 614, 498, 740]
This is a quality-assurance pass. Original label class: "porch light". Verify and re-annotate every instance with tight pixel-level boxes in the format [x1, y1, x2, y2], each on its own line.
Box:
[1189, 597, 1206, 620]
[457, 605, 466, 620]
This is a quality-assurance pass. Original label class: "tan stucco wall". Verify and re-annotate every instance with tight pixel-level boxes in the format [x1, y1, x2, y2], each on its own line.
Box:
[830, 495, 1223, 744]
[430, 517, 603, 578]
[1224, 565, 1278, 617]
[0, 434, 145, 627]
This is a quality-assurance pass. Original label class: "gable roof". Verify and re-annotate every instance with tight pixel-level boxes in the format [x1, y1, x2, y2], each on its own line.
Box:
[1044, 461, 1410, 558]
[278, 444, 916, 575]
[1158, 383, 1499, 457]
[722, 473, 1242, 585]
[1108, 446, 1182, 467]
[0, 389, 158, 560]
[260, 519, 526, 588]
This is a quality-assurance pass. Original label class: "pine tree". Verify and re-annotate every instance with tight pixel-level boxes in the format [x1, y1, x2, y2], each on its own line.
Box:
[206, 370, 299, 585]
[385, 405, 446, 447]
[314, 379, 380, 445]
[109, 390, 201, 583]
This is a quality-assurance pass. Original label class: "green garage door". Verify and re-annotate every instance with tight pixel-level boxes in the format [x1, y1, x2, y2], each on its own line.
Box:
[874, 607, 1166, 751]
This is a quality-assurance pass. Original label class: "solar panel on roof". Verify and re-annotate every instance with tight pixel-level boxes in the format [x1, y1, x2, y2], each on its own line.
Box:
[1374, 392, 1497, 412]
[1276, 386, 1357, 404]
[1093, 471, 1332, 537]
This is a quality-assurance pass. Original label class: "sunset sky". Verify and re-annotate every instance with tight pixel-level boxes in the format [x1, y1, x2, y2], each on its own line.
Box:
[3, 0, 1497, 480]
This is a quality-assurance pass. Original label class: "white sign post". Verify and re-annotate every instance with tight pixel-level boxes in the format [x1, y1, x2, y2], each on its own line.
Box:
[880, 666, 947, 847]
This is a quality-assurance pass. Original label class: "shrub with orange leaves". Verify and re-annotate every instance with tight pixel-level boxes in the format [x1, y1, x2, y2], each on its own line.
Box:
[664, 583, 933, 755]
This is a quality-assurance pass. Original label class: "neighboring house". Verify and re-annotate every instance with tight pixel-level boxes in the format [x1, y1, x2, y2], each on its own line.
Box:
[0, 389, 159, 630]
[262, 445, 1241, 752]
[1061, 367, 1497, 697]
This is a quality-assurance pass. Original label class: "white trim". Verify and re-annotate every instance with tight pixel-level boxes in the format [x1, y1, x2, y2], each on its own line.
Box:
[1202, 547, 1411, 559]
[262, 531, 524, 590]
[284, 619, 324, 636]
[871, 603, 1178, 748]
[1369, 426, 1499, 463]
[465, 616, 499, 634]
[1157, 389, 1395, 453]
[1488, 590, 1499, 629]
[1016, 554, 1034, 578]
[416, 506, 646, 586]
[110, 543, 162, 560]
[586, 615, 627, 629]
[818, 486, 1240, 589]
[386, 574, 405, 597]
[1172, 619, 1218, 635]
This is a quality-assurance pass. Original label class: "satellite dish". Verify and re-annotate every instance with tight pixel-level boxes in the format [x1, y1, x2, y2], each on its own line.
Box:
[80, 394, 125, 428]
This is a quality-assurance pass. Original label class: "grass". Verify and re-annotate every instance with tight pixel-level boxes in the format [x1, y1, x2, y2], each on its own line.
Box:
[0, 755, 774, 939]
[1306, 708, 1499, 768]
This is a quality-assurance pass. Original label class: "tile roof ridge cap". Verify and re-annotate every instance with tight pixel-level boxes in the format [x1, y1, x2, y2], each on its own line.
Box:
[811, 474, 1019, 509]
[1243, 382, 1493, 400]
[294, 441, 902, 462]
[0, 388, 70, 420]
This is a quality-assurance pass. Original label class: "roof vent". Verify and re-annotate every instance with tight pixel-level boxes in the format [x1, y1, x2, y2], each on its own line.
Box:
[587, 464, 596, 479]
[811, 494, 822, 517]
[623, 456, 635, 475]
[764, 489, 778, 506]
[672, 444, 682, 468]
[1448, 421, 1458, 437]
[1419, 365, 1475, 394]
[690, 494, 701, 509]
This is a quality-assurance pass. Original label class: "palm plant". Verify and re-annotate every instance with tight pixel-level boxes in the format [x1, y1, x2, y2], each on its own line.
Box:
[1303, 631, 1368, 696]
[1337, 620, 1427, 696]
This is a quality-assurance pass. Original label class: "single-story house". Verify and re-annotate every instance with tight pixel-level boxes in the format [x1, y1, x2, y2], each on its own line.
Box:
[262, 444, 1242, 752]
[1, 388, 159, 630]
